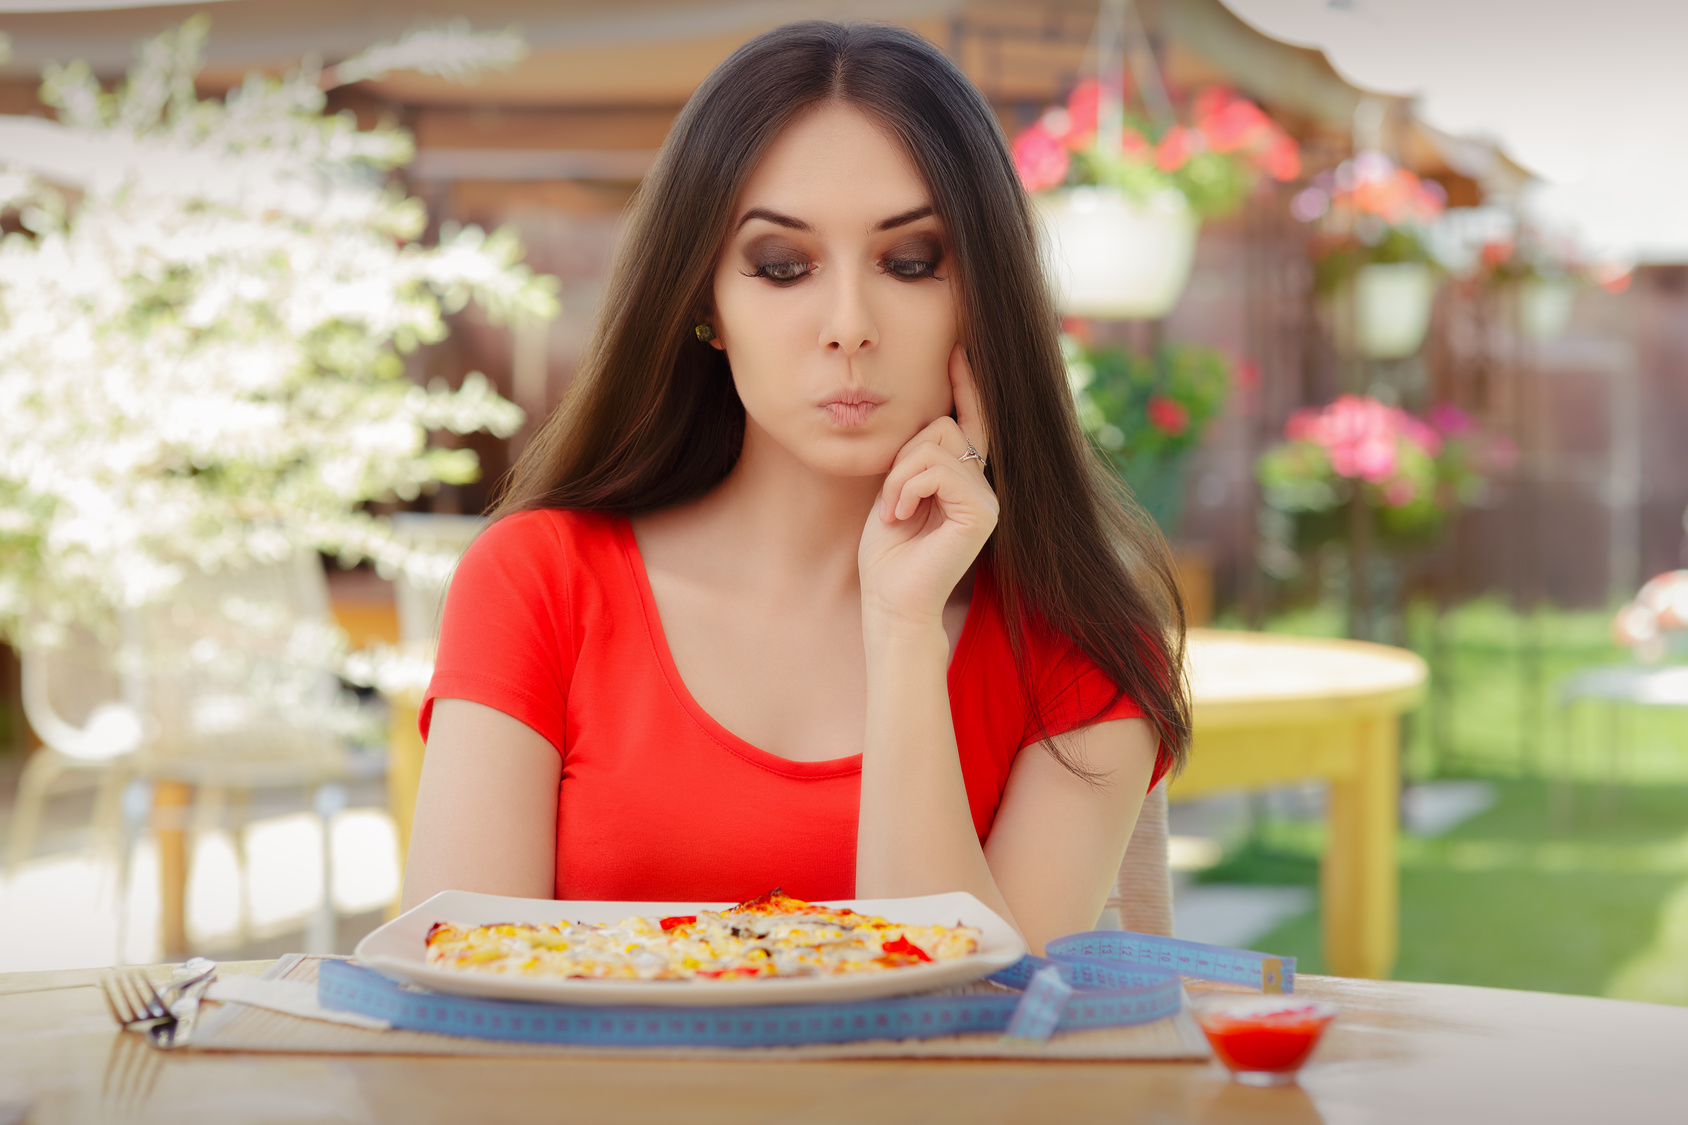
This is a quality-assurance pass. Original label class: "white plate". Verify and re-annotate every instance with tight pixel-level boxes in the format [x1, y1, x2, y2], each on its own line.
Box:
[354, 890, 1027, 1007]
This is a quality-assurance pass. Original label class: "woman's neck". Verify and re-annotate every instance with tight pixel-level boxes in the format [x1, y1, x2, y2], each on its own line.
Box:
[667, 420, 880, 600]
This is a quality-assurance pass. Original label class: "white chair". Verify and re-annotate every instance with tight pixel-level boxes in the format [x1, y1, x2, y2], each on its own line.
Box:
[114, 547, 384, 955]
[1554, 664, 1688, 821]
[6, 626, 147, 878]
[1109, 778, 1173, 936]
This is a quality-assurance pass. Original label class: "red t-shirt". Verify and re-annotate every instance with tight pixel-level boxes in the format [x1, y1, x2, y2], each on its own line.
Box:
[422, 509, 1166, 902]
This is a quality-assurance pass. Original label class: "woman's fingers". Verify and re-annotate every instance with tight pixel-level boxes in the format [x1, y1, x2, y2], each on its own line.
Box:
[891, 464, 989, 525]
[948, 343, 988, 462]
[881, 441, 999, 523]
[881, 440, 944, 520]
[889, 415, 977, 476]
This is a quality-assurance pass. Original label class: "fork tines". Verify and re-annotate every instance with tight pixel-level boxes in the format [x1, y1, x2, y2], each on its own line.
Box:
[100, 970, 172, 1030]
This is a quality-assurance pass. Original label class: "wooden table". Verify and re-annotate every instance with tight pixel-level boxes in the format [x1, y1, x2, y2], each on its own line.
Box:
[1173, 630, 1428, 980]
[0, 962, 1681, 1123]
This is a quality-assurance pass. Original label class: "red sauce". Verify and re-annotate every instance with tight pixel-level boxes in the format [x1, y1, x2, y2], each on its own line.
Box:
[1202, 1017, 1326, 1072]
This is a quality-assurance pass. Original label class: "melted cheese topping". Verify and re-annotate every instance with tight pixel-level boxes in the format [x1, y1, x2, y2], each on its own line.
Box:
[423, 891, 982, 981]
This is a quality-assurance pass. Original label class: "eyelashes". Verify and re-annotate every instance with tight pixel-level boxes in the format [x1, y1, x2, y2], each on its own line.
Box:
[749, 259, 813, 283]
[741, 254, 945, 286]
[883, 258, 942, 280]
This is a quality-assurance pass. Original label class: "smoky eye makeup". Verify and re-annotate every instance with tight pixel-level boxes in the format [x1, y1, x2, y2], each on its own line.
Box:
[880, 235, 945, 281]
[739, 236, 815, 285]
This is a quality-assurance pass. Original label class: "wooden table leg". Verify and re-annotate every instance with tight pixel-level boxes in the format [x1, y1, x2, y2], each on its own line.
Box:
[1322, 715, 1399, 979]
[152, 780, 194, 958]
[385, 695, 424, 918]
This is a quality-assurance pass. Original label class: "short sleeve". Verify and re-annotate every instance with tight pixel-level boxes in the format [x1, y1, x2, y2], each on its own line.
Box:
[419, 510, 574, 753]
[1025, 622, 1172, 792]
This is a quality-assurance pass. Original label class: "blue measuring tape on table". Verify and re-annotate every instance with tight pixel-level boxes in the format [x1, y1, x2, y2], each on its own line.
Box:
[318, 931, 1293, 1050]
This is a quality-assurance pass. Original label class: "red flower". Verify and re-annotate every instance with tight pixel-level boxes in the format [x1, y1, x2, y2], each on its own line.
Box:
[1191, 88, 1231, 126]
[1066, 79, 1101, 144]
[1012, 123, 1070, 192]
[1147, 394, 1190, 436]
[1155, 125, 1200, 172]
[1261, 133, 1301, 181]
[1202, 95, 1272, 153]
[1480, 240, 1514, 269]
[1119, 127, 1151, 160]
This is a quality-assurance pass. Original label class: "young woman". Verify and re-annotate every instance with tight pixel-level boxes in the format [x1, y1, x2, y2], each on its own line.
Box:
[403, 21, 1190, 955]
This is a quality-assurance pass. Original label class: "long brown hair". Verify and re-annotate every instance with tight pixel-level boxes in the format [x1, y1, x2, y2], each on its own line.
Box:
[494, 21, 1191, 775]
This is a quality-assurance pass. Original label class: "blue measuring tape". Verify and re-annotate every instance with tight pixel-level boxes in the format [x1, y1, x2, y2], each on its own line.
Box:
[1046, 931, 1295, 994]
[318, 931, 1293, 1049]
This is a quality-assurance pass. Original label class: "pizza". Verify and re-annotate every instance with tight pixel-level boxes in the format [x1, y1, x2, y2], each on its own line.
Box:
[423, 890, 982, 981]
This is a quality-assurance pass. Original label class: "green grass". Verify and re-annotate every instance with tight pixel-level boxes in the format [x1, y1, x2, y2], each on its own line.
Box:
[1200, 779, 1688, 1001]
[1217, 596, 1688, 782]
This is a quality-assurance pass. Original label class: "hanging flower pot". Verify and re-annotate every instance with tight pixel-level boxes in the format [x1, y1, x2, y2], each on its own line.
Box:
[1011, 80, 1300, 320]
[1517, 277, 1577, 341]
[1036, 186, 1199, 319]
[1353, 261, 1437, 359]
[1298, 153, 1447, 359]
[1474, 236, 1587, 343]
[1317, 262, 1438, 360]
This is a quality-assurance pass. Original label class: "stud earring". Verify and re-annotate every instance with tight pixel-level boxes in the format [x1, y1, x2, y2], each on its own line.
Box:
[694, 322, 716, 343]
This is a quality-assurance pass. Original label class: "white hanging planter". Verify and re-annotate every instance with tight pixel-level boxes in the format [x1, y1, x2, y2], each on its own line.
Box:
[1324, 262, 1437, 359]
[1517, 277, 1577, 341]
[1034, 186, 1199, 319]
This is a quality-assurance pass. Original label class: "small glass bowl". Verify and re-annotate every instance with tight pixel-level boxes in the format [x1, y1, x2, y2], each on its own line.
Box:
[1192, 995, 1338, 1087]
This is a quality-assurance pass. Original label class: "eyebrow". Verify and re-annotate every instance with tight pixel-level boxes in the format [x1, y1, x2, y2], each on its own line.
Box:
[875, 205, 934, 231]
[734, 204, 937, 233]
[737, 207, 812, 232]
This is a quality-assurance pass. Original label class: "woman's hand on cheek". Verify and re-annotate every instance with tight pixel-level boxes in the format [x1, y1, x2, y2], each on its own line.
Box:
[857, 343, 998, 634]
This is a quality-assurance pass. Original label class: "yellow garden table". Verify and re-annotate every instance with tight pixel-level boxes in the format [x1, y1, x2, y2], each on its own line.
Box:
[1173, 629, 1428, 980]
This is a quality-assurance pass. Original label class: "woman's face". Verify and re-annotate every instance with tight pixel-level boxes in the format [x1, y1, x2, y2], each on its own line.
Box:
[710, 102, 958, 478]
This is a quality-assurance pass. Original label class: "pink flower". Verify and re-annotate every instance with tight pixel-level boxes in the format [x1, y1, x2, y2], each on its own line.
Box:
[1384, 479, 1417, 507]
[1012, 124, 1070, 192]
[1427, 402, 1475, 436]
[1397, 414, 1444, 456]
[1485, 435, 1519, 471]
[1285, 395, 1402, 482]
[1147, 395, 1190, 436]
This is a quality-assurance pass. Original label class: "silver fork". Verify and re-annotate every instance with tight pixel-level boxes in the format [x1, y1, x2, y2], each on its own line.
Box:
[100, 959, 217, 1046]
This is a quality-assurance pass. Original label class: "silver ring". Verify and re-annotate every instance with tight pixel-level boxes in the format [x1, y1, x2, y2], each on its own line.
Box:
[959, 440, 987, 470]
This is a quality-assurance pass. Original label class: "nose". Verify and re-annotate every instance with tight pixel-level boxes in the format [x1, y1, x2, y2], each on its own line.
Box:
[820, 264, 878, 356]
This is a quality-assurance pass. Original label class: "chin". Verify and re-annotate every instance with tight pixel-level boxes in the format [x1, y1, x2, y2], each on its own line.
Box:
[800, 433, 901, 479]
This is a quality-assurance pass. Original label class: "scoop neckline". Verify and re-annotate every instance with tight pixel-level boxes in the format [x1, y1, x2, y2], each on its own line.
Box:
[615, 513, 983, 780]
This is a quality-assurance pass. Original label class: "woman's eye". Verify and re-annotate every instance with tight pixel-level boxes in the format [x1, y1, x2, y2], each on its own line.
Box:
[883, 258, 939, 280]
[752, 260, 813, 283]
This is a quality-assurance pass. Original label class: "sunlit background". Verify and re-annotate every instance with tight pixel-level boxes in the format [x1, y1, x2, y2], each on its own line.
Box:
[2, 0, 1686, 1010]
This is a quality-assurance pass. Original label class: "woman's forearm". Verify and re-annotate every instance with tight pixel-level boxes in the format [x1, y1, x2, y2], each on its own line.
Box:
[854, 617, 1020, 932]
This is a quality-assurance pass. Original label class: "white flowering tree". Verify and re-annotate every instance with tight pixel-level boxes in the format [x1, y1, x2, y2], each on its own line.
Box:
[0, 18, 556, 649]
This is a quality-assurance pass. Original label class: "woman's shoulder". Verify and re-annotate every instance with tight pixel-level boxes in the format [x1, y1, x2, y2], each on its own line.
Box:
[467, 507, 627, 562]
[450, 508, 631, 609]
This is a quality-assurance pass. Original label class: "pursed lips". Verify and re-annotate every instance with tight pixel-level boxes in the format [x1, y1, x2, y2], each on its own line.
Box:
[819, 389, 887, 427]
